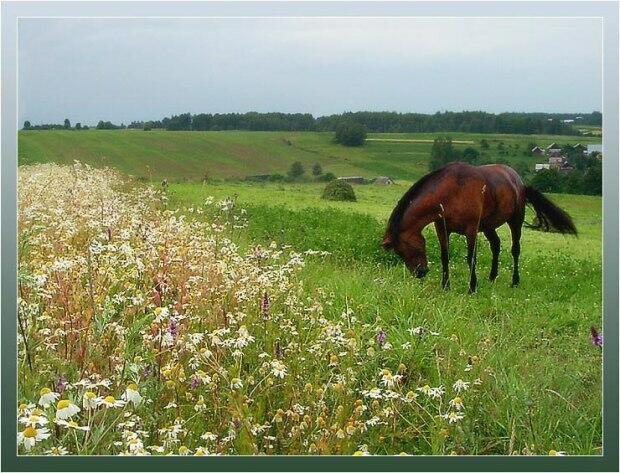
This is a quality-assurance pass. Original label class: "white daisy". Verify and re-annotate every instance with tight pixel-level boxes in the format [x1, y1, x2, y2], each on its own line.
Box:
[452, 379, 470, 393]
[55, 399, 80, 420]
[83, 391, 102, 409]
[19, 413, 49, 427]
[56, 419, 90, 431]
[18, 426, 51, 451]
[99, 395, 126, 408]
[449, 396, 464, 411]
[121, 383, 143, 406]
[270, 360, 287, 379]
[38, 388, 59, 408]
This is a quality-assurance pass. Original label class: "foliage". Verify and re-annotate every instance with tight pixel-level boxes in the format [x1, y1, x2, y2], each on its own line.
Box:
[23, 121, 31, 130]
[316, 172, 336, 183]
[96, 121, 121, 130]
[334, 122, 367, 147]
[64, 119, 71, 129]
[288, 161, 305, 179]
[461, 147, 480, 164]
[429, 137, 459, 171]
[321, 180, 357, 202]
[312, 163, 323, 176]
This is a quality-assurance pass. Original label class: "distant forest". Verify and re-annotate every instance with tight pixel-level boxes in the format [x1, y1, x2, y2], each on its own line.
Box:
[23, 110, 601, 135]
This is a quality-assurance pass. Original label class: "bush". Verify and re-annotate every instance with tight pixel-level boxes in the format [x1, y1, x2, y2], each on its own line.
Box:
[334, 122, 367, 147]
[312, 163, 323, 176]
[316, 172, 336, 183]
[288, 161, 305, 179]
[322, 179, 357, 202]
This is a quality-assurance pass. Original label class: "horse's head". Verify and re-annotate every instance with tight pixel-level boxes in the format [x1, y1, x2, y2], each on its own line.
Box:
[382, 230, 428, 278]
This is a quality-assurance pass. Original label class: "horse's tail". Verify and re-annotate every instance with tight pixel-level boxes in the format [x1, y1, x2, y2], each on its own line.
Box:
[524, 186, 577, 235]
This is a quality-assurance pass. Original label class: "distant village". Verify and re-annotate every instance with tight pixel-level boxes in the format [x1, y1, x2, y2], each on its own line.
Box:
[533, 142, 603, 173]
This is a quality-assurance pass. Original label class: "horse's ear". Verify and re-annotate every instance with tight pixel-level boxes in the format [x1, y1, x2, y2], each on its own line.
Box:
[382, 233, 393, 250]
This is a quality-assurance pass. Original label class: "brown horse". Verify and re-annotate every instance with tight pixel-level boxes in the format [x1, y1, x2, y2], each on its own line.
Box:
[383, 162, 577, 293]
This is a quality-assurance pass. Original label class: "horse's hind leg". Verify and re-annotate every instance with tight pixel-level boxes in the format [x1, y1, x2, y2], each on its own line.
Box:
[434, 221, 450, 290]
[508, 212, 524, 287]
[465, 229, 478, 294]
[484, 229, 500, 282]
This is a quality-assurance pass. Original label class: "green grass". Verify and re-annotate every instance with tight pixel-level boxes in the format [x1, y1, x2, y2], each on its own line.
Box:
[166, 180, 602, 454]
[18, 129, 602, 454]
[19, 129, 602, 182]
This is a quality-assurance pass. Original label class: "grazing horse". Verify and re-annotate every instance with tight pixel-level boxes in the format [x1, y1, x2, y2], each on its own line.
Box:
[382, 162, 577, 293]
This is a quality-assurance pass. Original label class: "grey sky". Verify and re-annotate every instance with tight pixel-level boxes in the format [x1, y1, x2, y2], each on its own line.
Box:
[18, 17, 602, 126]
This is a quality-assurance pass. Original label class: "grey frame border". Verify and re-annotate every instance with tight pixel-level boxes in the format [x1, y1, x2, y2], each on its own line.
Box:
[1, 1, 617, 471]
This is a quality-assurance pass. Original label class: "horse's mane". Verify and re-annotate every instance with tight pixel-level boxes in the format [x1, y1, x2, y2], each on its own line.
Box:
[386, 168, 444, 245]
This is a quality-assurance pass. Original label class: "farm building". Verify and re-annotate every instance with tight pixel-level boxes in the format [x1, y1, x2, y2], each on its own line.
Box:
[548, 155, 567, 169]
[337, 176, 367, 184]
[573, 143, 587, 153]
[535, 163, 551, 171]
[548, 149, 563, 158]
[546, 142, 561, 151]
[374, 176, 395, 185]
[531, 146, 545, 156]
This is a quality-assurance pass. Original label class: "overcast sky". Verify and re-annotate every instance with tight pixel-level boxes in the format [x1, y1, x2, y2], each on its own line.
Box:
[18, 17, 602, 126]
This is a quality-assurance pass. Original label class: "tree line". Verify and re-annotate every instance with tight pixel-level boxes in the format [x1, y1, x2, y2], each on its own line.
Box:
[23, 110, 601, 135]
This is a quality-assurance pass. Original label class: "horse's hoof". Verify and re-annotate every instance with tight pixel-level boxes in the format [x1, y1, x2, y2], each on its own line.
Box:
[442, 281, 450, 290]
[489, 274, 498, 282]
[468, 287, 477, 295]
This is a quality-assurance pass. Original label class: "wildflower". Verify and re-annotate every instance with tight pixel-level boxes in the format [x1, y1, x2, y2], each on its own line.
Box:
[376, 330, 386, 347]
[46, 446, 68, 455]
[549, 449, 567, 456]
[271, 360, 287, 378]
[56, 420, 90, 431]
[404, 391, 418, 402]
[19, 413, 49, 427]
[329, 354, 339, 366]
[122, 383, 143, 406]
[194, 396, 206, 412]
[230, 378, 243, 390]
[590, 326, 603, 348]
[56, 375, 68, 394]
[442, 412, 464, 424]
[38, 388, 59, 408]
[201, 432, 217, 442]
[261, 292, 270, 320]
[55, 399, 80, 420]
[99, 395, 126, 408]
[417, 384, 432, 395]
[449, 397, 464, 410]
[83, 391, 101, 409]
[178, 446, 191, 455]
[453, 379, 470, 393]
[18, 426, 51, 451]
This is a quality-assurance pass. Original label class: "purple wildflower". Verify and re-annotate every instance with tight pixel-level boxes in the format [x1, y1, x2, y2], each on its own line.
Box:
[56, 374, 68, 393]
[190, 377, 201, 390]
[376, 330, 387, 347]
[590, 326, 603, 348]
[261, 292, 270, 321]
[168, 318, 178, 340]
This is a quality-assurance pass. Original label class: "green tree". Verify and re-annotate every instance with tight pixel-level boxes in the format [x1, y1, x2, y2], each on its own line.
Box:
[529, 169, 564, 193]
[429, 137, 459, 171]
[288, 161, 305, 179]
[334, 122, 367, 147]
[75, 123, 82, 130]
[461, 147, 480, 164]
[312, 163, 323, 176]
[480, 139, 489, 149]
[23, 121, 31, 130]
[581, 161, 602, 195]
[64, 118, 71, 129]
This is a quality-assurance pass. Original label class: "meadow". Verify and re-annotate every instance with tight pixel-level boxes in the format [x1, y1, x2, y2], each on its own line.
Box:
[18, 129, 602, 181]
[16, 130, 603, 456]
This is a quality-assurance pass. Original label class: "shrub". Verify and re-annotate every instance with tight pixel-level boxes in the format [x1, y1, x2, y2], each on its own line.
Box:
[334, 122, 367, 147]
[321, 179, 357, 202]
[316, 172, 336, 183]
[312, 163, 323, 176]
[288, 161, 305, 179]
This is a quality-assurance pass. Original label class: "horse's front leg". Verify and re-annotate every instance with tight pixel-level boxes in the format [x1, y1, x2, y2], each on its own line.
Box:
[465, 229, 478, 294]
[434, 221, 450, 290]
